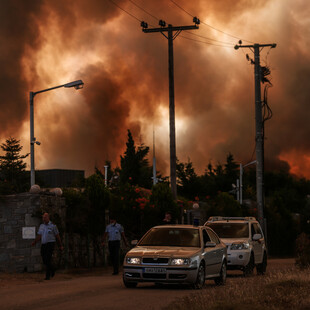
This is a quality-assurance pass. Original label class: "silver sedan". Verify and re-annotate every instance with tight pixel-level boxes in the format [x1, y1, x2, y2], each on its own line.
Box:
[123, 225, 227, 289]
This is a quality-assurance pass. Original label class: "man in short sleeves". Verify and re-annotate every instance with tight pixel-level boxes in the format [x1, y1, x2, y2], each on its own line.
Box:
[102, 215, 128, 275]
[32, 213, 63, 280]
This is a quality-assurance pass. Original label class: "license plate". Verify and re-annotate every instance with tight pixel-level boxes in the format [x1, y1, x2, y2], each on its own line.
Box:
[143, 267, 166, 273]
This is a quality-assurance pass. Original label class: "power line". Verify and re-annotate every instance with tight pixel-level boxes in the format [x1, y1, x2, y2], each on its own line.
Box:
[184, 31, 234, 46]
[128, 0, 158, 21]
[169, 0, 255, 44]
[107, 0, 141, 22]
[107, 0, 233, 49]
[128, 0, 235, 46]
[180, 33, 233, 48]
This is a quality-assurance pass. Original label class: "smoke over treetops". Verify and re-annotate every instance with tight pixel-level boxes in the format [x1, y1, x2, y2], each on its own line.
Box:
[1, 0, 309, 178]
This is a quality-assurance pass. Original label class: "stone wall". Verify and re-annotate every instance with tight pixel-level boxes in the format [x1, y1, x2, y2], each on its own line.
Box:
[0, 192, 65, 272]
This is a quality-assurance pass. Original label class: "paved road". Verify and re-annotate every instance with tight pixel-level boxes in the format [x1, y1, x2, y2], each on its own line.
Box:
[1, 259, 295, 310]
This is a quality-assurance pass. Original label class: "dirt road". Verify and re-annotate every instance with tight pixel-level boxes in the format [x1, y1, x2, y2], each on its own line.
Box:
[0, 259, 295, 310]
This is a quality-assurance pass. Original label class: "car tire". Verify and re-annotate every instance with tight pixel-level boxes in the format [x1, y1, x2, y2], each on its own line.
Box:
[256, 252, 267, 275]
[243, 253, 255, 277]
[193, 263, 205, 289]
[214, 261, 227, 285]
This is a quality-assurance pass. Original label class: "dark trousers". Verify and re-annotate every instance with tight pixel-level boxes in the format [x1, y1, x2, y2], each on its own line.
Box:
[41, 242, 55, 279]
[108, 240, 120, 273]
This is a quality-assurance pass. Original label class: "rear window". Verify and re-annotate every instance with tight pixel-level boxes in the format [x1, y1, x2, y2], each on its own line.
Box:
[207, 223, 249, 238]
[138, 228, 200, 247]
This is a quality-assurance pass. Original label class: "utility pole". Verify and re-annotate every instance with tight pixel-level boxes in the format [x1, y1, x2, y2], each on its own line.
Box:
[141, 18, 200, 199]
[152, 129, 158, 185]
[235, 42, 276, 232]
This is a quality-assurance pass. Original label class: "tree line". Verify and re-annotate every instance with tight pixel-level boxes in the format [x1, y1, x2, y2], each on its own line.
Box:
[0, 133, 310, 257]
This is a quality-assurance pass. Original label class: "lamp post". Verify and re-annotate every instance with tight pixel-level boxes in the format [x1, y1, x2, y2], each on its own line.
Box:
[30, 80, 84, 187]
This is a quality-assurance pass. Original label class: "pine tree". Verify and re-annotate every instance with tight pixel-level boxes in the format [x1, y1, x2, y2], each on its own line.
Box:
[120, 130, 152, 188]
[0, 137, 29, 193]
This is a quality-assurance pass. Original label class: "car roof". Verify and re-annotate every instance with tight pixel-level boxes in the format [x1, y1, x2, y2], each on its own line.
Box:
[151, 225, 206, 229]
[205, 216, 258, 224]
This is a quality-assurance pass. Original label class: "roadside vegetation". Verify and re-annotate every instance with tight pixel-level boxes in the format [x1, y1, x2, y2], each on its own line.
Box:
[164, 266, 310, 310]
[1, 131, 310, 261]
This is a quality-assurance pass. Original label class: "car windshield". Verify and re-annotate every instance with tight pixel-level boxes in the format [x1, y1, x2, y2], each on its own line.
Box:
[208, 223, 249, 238]
[138, 228, 200, 247]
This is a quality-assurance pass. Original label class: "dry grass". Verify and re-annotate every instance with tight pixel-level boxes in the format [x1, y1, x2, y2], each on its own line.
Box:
[164, 267, 310, 310]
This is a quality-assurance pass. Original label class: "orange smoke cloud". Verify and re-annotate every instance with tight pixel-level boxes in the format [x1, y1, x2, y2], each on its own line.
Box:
[1, 0, 310, 179]
[279, 151, 310, 179]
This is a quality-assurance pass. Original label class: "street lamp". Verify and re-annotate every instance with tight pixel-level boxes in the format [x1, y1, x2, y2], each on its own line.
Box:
[30, 80, 84, 187]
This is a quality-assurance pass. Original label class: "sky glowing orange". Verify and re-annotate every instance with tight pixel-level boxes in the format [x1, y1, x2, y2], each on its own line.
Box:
[0, 0, 309, 179]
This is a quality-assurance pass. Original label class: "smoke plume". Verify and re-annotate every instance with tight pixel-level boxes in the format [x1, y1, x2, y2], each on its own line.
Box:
[1, 0, 309, 179]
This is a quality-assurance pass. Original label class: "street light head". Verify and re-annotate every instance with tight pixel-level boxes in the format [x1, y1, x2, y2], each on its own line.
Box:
[64, 80, 84, 89]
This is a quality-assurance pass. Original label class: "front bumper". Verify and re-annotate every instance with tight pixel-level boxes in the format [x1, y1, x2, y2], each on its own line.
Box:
[227, 250, 251, 268]
[123, 265, 198, 284]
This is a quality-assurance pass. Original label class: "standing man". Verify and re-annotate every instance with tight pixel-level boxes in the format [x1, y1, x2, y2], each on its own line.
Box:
[32, 213, 63, 280]
[102, 215, 128, 275]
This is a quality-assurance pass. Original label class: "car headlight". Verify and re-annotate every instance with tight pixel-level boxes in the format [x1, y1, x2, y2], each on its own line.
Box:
[230, 242, 250, 250]
[126, 257, 141, 264]
[171, 258, 190, 265]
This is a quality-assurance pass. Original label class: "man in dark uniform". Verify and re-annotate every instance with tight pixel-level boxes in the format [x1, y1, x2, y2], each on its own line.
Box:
[32, 213, 63, 280]
[102, 215, 128, 275]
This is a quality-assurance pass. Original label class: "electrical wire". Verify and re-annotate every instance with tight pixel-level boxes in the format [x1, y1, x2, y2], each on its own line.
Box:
[262, 84, 273, 123]
[169, 0, 255, 44]
[107, 0, 234, 48]
[128, 0, 235, 46]
[184, 31, 234, 46]
[180, 33, 233, 48]
[108, 0, 141, 22]
[250, 142, 256, 163]
[128, 0, 158, 21]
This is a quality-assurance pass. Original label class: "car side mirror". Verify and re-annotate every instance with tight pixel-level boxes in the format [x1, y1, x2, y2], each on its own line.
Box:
[205, 241, 216, 248]
[131, 240, 138, 246]
[253, 233, 262, 241]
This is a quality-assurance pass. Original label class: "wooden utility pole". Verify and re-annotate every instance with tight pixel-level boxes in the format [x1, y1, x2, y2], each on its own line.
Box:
[142, 19, 199, 199]
[235, 42, 276, 232]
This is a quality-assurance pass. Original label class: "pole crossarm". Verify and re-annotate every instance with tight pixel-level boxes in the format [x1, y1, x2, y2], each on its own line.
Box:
[143, 25, 198, 33]
[234, 43, 276, 50]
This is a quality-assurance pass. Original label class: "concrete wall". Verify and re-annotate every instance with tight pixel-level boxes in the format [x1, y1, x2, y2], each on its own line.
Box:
[0, 192, 65, 272]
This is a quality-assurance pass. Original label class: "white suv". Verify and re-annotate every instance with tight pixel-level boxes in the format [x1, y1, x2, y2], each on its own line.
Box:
[205, 217, 267, 276]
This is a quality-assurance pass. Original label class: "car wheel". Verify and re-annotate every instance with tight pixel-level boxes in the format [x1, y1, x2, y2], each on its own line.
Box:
[214, 261, 227, 285]
[193, 263, 205, 289]
[256, 252, 267, 275]
[123, 276, 138, 288]
[243, 253, 255, 277]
